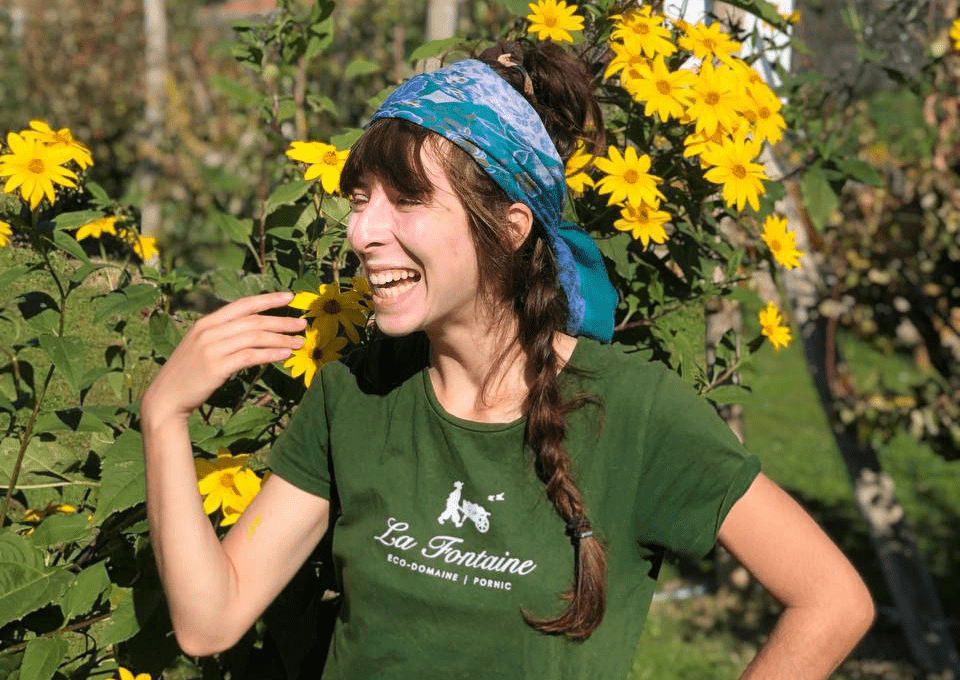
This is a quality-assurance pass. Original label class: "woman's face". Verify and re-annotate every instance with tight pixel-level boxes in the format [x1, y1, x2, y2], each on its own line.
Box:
[346, 145, 484, 339]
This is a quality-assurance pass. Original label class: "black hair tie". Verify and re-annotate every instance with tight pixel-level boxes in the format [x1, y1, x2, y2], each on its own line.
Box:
[565, 516, 593, 543]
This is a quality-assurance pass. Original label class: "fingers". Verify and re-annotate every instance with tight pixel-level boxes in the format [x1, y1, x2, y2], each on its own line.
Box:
[199, 292, 298, 328]
[201, 313, 308, 345]
[216, 330, 306, 359]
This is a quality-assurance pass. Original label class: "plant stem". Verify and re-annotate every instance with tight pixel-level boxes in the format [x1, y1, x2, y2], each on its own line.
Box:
[1, 611, 113, 653]
[0, 364, 55, 526]
[0, 481, 100, 490]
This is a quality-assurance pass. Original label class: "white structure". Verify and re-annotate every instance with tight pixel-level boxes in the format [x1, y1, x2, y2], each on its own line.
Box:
[664, 0, 795, 87]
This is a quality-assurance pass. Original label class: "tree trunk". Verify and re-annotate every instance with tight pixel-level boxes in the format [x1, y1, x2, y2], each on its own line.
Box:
[139, 0, 167, 256]
[771, 154, 960, 678]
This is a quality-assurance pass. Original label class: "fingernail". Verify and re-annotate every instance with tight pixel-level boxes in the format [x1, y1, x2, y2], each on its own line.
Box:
[293, 336, 305, 348]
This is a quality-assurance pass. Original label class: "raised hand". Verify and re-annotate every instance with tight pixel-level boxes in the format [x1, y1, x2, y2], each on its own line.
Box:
[141, 292, 307, 425]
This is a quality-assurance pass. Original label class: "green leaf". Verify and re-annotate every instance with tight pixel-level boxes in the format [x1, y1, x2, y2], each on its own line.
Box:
[720, 0, 786, 29]
[211, 75, 261, 106]
[149, 311, 183, 358]
[307, 95, 337, 115]
[212, 212, 254, 244]
[704, 384, 752, 405]
[49, 229, 91, 264]
[208, 270, 273, 302]
[28, 513, 93, 547]
[800, 164, 839, 231]
[835, 158, 883, 187]
[98, 586, 140, 647]
[93, 430, 145, 523]
[264, 180, 311, 218]
[492, 0, 530, 16]
[37, 335, 86, 392]
[16, 291, 60, 336]
[304, 33, 332, 61]
[344, 58, 379, 79]
[52, 210, 103, 231]
[34, 408, 112, 435]
[0, 532, 73, 629]
[85, 181, 111, 207]
[20, 637, 67, 680]
[409, 37, 461, 63]
[595, 233, 635, 280]
[277, 96, 297, 122]
[318, 195, 350, 227]
[94, 284, 161, 322]
[330, 128, 362, 149]
[58, 562, 110, 622]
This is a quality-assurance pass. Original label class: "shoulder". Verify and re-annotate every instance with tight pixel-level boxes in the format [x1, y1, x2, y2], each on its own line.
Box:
[566, 337, 674, 397]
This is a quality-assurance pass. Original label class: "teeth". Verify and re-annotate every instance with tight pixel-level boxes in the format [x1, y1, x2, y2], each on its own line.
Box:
[373, 278, 417, 299]
[369, 269, 418, 285]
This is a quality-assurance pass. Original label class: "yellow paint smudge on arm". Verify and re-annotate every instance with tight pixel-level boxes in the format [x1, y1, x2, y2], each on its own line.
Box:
[247, 515, 262, 540]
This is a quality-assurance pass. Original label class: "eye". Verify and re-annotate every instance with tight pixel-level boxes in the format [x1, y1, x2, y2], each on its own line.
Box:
[348, 192, 369, 210]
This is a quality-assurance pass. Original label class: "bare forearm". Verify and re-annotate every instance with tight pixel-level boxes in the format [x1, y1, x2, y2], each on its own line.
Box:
[739, 599, 874, 680]
[142, 413, 238, 653]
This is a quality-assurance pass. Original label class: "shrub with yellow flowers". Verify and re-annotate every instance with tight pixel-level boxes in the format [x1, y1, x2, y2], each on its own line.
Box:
[518, 0, 801, 393]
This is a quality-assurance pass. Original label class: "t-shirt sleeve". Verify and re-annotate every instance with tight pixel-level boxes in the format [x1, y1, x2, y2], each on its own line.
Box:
[635, 367, 761, 559]
[267, 371, 332, 499]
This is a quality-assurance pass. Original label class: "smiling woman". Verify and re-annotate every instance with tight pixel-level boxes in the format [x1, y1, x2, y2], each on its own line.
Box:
[141, 36, 873, 680]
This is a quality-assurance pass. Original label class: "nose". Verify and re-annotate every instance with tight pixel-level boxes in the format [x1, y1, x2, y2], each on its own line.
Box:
[347, 187, 393, 256]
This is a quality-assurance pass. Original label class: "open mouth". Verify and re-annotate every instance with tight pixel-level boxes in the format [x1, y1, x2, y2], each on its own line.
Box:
[368, 269, 421, 299]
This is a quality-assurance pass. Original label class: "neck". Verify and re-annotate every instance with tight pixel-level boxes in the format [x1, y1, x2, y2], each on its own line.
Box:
[425, 314, 578, 423]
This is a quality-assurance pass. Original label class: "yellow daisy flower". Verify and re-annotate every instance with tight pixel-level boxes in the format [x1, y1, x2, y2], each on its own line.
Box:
[949, 18, 960, 51]
[195, 449, 258, 517]
[0, 132, 77, 209]
[107, 667, 151, 680]
[289, 283, 368, 343]
[686, 62, 746, 136]
[594, 145, 665, 208]
[0, 219, 11, 248]
[220, 471, 263, 527]
[284, 324, 348, 388]
[761, 215, 803, 269]
[565, 140, 596, 195]
[758, 301, 791, 350]
[683, 124, 736, 165]
[22, 120, 93, 170]
[701, 134, 768, 212]
[75, 215, 118, 240]
[625, 55, 696, 122]
[610, 9, 676, 58]
[131, 234, 159, 261]
[117, 224, 159, 261]
[603, 37, 650, 80]
[527, 0, 584, 43]
[286, 141, 349, 194]
[613, 201, 671, 247]
[743, 86, 786, 144]
[351, 276, 373, 307]
[678, 21, 742, 63]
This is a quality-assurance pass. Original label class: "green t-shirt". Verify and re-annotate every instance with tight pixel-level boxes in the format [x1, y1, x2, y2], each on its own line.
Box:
[269, 334, 760, 680]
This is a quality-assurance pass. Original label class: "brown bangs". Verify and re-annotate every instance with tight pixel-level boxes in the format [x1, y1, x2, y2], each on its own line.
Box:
[340, 118, 439, 200]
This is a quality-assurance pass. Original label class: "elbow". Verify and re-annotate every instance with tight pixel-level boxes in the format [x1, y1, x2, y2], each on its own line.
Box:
[830, 574, 876, 645]
[172, 618, 243, 657]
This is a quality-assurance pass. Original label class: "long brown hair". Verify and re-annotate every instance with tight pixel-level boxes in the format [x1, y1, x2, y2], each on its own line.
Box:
[340, 40, 607, 640]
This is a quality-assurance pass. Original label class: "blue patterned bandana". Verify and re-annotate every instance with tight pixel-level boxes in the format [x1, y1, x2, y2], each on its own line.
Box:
[369, 59, 618, 342]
